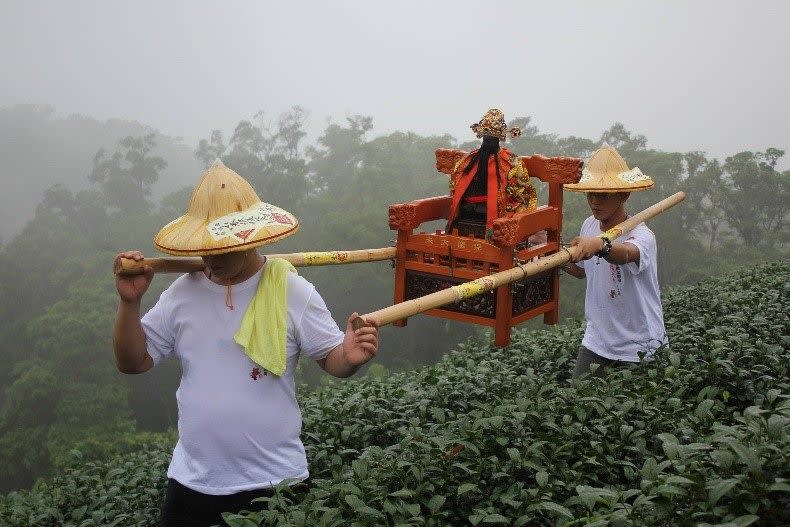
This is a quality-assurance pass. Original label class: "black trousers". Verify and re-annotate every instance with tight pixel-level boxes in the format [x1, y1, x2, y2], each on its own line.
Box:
[161, 478, 308, 527]
[571, 345, 634, 385]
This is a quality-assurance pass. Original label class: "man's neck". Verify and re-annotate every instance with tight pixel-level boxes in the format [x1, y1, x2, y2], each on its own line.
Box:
[208, 253, 265, 285]
[600, 208, 627, 232]
[233, 253, 265, 284]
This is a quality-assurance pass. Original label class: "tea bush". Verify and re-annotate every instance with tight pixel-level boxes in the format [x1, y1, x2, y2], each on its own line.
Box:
[1, 261, 788, 526]
[0, 436, 171, 527]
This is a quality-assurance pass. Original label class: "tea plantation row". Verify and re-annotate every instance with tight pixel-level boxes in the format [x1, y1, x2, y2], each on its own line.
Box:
[1, 261, 788, 526]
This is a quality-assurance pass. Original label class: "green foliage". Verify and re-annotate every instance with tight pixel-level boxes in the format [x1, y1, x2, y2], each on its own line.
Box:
[0, 434, 173, 527]
[88, 133, 167, 215]
[720, 150, 789, 249]
[235, 262, 790, 526]
[0, 104, 201, 242]
[197, 108, 311, 210]
[2, 261, 787, 526]
[0, 359, 60, 489]
[0, 131, 177, 490]
[0, 263, 139, 488]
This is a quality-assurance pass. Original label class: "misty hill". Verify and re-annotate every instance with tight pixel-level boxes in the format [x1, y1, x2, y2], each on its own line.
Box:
[0, 104, 202, 242]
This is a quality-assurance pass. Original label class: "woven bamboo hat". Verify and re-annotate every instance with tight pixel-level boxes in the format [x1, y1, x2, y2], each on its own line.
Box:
[154, 159, 299, 256]
[564, 145, 654, 193]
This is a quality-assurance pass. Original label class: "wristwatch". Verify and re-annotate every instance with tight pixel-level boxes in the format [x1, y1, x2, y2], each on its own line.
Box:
[595, 236, 612, 258]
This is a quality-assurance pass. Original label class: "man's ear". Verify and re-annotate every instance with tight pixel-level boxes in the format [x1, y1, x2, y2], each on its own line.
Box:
[619, 192, 631, 204]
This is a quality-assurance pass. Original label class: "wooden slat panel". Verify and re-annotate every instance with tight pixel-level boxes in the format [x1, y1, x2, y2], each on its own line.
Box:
[515, 241, 560, 262]
[511, 301, 555, 325]
[404, 261, 491, 281]
[424, 308, 497, 326]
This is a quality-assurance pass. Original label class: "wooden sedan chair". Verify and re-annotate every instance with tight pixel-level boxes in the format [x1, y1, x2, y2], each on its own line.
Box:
[388, 151, 583, 346]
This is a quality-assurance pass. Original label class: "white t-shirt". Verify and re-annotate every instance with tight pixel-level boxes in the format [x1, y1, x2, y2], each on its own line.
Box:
[574, 215, 668, 362]
[141, 262, 344, 495]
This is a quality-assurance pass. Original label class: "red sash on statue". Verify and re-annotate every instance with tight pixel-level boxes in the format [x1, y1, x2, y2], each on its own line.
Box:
[447, 150, 512, 231]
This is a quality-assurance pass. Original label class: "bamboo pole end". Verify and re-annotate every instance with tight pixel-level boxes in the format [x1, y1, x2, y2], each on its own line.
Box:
[114, 257, 141, 276]
[351, 316, 366, 331]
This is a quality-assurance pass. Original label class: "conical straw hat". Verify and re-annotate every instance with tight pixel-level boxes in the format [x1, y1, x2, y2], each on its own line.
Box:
[564, 145, 653, 193]
[154, 159, 299, 256]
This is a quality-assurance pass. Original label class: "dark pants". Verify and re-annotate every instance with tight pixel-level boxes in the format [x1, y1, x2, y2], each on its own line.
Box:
[571, 345, 627, 383]
[161, 478, 308, 527]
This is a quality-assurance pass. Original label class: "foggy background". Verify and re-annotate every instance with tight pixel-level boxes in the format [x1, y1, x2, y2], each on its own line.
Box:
[0, 0, 788, 493]
[1, 0, 788, 240]
[2, 0, 787, 159]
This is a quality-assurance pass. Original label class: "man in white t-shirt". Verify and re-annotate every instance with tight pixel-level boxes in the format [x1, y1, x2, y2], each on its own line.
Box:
[112, 161, 379, 526]
[563, 146, 667, 381]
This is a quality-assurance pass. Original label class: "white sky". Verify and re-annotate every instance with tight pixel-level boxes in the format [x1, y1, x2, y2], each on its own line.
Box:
[1, 0, 788, 165]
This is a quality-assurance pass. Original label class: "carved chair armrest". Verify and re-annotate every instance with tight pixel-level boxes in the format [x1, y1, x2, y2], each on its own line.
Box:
[519, 155, 583, 185]
[491, 206, 561, 246]
[389, 196, 452, 231]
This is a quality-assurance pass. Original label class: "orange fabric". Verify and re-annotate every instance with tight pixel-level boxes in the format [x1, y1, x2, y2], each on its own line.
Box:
[447, 149, 514, 230]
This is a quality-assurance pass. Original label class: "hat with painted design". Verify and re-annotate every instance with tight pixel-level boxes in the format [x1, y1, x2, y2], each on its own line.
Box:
[154, 159, 299, 256]
[564, 145, 654, 193]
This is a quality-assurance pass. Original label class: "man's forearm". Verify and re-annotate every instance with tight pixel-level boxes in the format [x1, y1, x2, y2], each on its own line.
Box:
[319, 344, 360, 378]
[113, 301, 151, 374]
[603, 242, 640, 266]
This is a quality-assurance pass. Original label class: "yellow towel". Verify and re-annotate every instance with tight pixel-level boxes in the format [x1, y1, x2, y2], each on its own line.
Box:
[234, 257, 297, 376]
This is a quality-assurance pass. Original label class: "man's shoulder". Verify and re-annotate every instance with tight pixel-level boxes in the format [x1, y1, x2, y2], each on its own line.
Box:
[169, 272, 204, 292]
[154, 272, 204, 303]
[286, 271, 314, 289]
[286, 272, 317, 306]
[624, 222, 656, 243]
[580, 215, 597, 233]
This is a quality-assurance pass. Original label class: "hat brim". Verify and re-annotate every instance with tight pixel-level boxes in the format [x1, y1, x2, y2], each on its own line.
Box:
[564, 181, 654, 193]
[154, 201, 299, 256]
[564, 166, 654, 193]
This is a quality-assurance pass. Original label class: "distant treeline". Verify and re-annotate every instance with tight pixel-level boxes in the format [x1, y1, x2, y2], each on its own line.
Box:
[0, 105, 786, 491]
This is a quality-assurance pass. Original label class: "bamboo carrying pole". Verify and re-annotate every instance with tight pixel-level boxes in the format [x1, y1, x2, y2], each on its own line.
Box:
[113, 247, 397, 275]
[352, 191, 686, 330]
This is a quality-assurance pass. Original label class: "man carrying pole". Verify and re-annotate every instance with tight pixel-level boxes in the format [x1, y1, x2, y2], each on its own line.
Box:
[563, 145, 668, 381]
[113, 160, 379, 526]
